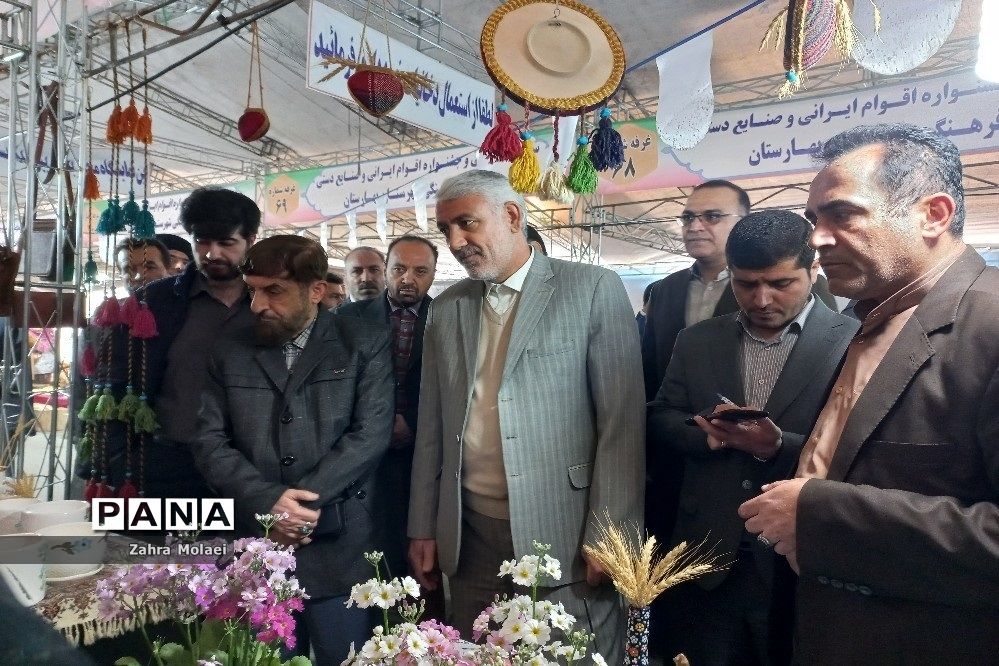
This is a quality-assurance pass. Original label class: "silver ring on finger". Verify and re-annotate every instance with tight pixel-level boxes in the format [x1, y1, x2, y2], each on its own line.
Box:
[757, 534, 772, 548]
[299, 522, 314, 536]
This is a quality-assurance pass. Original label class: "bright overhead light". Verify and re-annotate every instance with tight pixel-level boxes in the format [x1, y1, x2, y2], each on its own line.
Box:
[977, 0, 999, 82]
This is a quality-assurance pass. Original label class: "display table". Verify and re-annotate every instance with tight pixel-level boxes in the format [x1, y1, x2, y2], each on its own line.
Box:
[34, 535, 169, 646]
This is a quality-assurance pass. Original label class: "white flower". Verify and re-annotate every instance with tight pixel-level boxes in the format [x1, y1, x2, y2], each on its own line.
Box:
[406, 630, 429, 657]
[360, 638, 381, 661]
[500, 614, 528, 644]
[521, 618, 551, 646]
[540, 554, 562, 581]
[592, 653, 607, 666]
[512, 562, 538, 587]
[549, 608, 574, 631]
[527, 655, 549, 666]
[371, 581, 398, 609]
[498, 559, 517, 577]
[338, 643, 357, 666]
[401, 576, 421, 598]
[348, 581, 376, 609]
[378, 634, 402, 659]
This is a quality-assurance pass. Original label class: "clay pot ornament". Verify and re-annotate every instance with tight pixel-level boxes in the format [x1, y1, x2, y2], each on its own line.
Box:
[238, 107, 270, 142]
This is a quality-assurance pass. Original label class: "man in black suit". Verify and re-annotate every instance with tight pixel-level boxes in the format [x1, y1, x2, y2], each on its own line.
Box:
[337, 234, 437, 578]
[193, 235, 394, 663]
[648, 210, 858, 665]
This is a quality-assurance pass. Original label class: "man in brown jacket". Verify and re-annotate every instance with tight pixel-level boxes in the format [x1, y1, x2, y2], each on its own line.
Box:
[739, 123, 999, 664]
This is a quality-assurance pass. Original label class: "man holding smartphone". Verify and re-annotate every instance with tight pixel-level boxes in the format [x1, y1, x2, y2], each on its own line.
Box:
[647, 210, 858, 665]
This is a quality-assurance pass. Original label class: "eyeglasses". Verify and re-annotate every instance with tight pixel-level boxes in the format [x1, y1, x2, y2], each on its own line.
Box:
[678, 212, 738, 227]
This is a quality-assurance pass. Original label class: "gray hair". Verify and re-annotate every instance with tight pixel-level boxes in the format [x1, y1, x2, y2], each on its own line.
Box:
[435, 170, 528, 237]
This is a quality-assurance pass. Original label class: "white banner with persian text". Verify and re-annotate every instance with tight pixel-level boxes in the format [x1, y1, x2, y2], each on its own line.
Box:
[306, 0, 495, 147]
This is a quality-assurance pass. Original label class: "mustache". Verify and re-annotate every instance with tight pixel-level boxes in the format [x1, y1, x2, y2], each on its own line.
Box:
[454, 246, 481, 262]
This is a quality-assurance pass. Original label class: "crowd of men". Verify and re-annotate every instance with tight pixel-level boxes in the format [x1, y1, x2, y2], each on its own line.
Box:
[74, 123, 998, 665]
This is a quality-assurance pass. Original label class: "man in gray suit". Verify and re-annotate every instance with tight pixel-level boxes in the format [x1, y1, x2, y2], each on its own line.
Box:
[193, 235, 394, 663]
[648, 210, 858, 665]
[408, 170, 644, 661]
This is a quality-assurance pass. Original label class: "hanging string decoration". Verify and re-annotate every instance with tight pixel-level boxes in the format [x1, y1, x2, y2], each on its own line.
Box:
[318, 0, 435, 118]
[479, 101, 523, 163]
[134, 27, 156, 239]
[509, 105, 540, 194]
[238, 22, 270, 142]
[762, 0, 877, 98]
[567, 134, 598, 195]
[538, 114, 573, 204]
[589, 107, 625, 172]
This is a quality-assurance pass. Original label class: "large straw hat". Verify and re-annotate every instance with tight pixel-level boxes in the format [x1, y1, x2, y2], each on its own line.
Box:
[480, 0, 625, 116]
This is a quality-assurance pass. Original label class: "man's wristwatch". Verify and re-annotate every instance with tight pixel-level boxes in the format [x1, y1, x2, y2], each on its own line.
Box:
[754, 436, 783, 462]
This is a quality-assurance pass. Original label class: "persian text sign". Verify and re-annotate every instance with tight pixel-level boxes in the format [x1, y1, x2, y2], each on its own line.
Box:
[307, 1, 494, 147]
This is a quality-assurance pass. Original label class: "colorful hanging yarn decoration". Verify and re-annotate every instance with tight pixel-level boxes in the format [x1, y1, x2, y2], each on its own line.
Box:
[589, 107, 625, 172]
[566, 135, 598, 195]
[83, 82, 100, 287]
[538, 114, 573, 205]
[134, 27, 156, 240]
[509, 131, 541, 194]
[762, 0, 872, 99]
[480, 102, 523, 163]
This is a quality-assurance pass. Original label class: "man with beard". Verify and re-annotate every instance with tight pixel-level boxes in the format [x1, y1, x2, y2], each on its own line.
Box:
[408, 170, 644, 662]
[343, 245, 386, 303]
[115, 237, 172, 293]
[338, 235, 437, 578]
[78, 187, 261, 498]
[321, 271, 347, 310]
[194, 235, 393, 664]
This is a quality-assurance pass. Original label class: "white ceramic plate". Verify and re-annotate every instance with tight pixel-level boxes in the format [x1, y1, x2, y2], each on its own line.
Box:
[46, 563, 103, 583]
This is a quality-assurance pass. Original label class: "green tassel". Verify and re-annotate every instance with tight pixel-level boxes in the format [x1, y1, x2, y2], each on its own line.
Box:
[133, 201, 156, 239]
[122, 191, 141, 228]
[566, 137, 598, 195]
[133, 395, 160, 434]
[96, 197, 125, 235]
[117, 386, 140, 422]
[79, 432, 94, 460]
[95, 389, 118, 422]
[78, 390, 100, 423]
[84, 250, 99, 284]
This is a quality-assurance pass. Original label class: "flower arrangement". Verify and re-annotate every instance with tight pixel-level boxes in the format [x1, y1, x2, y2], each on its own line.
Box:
[343, 542, 604, 666]
[97, 513, 312, 666]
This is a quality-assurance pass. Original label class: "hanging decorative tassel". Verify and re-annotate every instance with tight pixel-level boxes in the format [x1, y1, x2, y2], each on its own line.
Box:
[135, 106, 153, 145]
[134, 200, 156, 239]
[81, 345, 97, 378]
[83, 477, 98, 502]
[84, 165, 101, 200]
[122, 191, 141, 228]
[589, 107, 625, 172]
[539, 161, 573, 204]
[509, 132, 541, 194]
[97, 196, 125, 235]
[567, 136, 598, 194]
[94, 478, 115, 497]
[95, 387, 118, 422]
[120, 99, 140, 140]
[79, 432, 94, 461]
[129, 302, 158, 339]
[118, 476, 139, 498]
[117, 386, 140, 422]
[133, 394, 160, 434]
[479, 103, 523, 163]
[120, 294, 140, 327]
[84, 250, 99, 284]
[78, 386, 100, 423]
[92, 296, 122, 327]
[106, 104, 124, 145]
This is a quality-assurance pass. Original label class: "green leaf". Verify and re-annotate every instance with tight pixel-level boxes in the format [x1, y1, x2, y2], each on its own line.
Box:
[154, 641, 192, 666]
[197, 619, 226, 652]
[113, 658, 142, 666]
[283, 657, 314, 666]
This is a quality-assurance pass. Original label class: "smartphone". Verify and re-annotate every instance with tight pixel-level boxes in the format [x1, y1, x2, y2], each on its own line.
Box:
[685, 408, 769, 426]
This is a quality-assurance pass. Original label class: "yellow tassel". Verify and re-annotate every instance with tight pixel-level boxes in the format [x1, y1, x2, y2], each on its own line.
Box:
[509, 136, 541, 194]
[777, 71, 804, 100]
[538, 160, 573, 205]
[833, 0, 856, 57]
[760, 8, 788, 51]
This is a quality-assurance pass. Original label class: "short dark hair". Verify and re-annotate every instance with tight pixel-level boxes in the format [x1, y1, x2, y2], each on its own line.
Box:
[642, 281, 655, 304]
[817, 123, 965, 236]
[525, 225, 548, 255]
[692, 179, 751, 215]
[239, 235, 326, 284]
[387, 235, 438, 264]
[155, 233, 194, 262]
[180, 187, 261, 240]
[344, 246, 386, 265]
[116, 237, 170, 268]
[325, 271, 344, 285]
[726, 209, 816, 271]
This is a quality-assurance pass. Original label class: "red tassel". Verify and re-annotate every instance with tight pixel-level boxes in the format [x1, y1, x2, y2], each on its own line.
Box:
[84, 165, 101, 200]
[479, 105, 523, 163]
[117, 479, 139, 498]
[94, 482, 115, 498]
[92, 297, 122, 327]
[81, 345, 97, 378]
[120, 294, 141, 327]
[106, 104, 124, 145]
[84, 478, 98, 502]
[120, 100, 140, 140]
[135, 106, 153, 145]
[129, 302, 158, 339]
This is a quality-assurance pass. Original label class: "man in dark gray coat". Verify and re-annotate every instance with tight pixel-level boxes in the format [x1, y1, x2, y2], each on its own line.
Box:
[193, 235, 394, 664]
